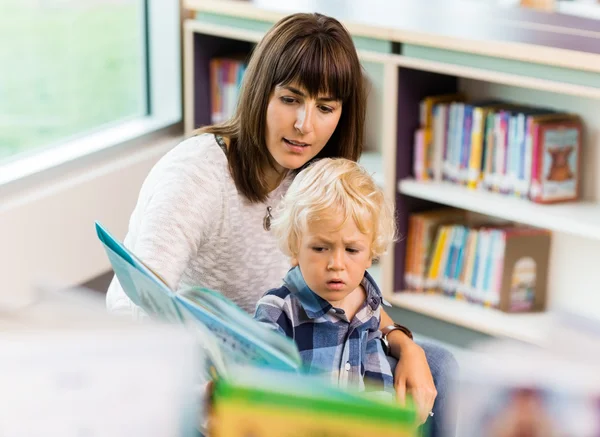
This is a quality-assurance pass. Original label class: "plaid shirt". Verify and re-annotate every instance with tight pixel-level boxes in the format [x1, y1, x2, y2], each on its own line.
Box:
[254, 266, 394, 396]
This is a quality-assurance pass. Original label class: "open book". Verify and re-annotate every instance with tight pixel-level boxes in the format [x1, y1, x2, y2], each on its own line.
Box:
[95, 221, 302, 381]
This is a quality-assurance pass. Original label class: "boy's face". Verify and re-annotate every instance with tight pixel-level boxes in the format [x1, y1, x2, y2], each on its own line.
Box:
[292, 216, 373, 308]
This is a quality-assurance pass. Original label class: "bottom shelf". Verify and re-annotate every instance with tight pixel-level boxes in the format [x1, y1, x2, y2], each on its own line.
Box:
[387, 292, 552, 346]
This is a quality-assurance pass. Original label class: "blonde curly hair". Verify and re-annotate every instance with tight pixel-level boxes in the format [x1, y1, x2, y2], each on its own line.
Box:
[271, 158, 396, 260]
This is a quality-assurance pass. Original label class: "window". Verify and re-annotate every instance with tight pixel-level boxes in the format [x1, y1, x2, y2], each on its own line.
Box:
[0, 0, 181, 185]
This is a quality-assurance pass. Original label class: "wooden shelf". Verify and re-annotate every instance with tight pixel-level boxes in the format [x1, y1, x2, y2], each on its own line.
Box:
[388, 292, 551, 346]
[399, 179, 600, 241]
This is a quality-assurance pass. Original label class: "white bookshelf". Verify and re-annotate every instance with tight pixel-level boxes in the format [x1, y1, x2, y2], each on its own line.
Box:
[358, 151, 384, 188]
[388, 292, 551, 346]
[183, 0, 600, 342]
[399, 179, 600, 241]
[357, 50, 600, 101]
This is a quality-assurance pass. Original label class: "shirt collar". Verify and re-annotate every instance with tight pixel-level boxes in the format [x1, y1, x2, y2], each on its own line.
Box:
[283, 266, 383, 319]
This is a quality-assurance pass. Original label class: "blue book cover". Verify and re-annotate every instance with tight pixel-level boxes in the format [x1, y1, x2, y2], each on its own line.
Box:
[95, 222, 302, 377]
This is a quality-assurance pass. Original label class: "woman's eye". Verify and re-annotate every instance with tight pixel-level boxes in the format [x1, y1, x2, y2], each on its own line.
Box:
[319, 105, 334, 113]
[280, 96, 297, 104]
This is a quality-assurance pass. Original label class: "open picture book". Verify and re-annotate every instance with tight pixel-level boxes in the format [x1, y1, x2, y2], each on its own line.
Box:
[95, 221, 302, 381]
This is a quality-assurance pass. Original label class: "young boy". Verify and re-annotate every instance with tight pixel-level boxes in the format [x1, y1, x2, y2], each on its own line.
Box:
[254, 158, 399, 397]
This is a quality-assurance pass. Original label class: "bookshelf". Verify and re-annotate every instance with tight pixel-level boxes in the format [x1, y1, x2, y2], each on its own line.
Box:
[182, 0, 600, 345]
[399, 179, 600, 241]
[387, 292, 551, 346]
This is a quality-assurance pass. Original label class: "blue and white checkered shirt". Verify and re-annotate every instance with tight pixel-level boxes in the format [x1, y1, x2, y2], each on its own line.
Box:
[254, 266, 395, 396]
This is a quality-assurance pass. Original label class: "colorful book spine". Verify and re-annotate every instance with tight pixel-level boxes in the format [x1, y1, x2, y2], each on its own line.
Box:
[209, 57, 247, 124]
[401, 211, 551, 313]
[412, 93, 582, 205]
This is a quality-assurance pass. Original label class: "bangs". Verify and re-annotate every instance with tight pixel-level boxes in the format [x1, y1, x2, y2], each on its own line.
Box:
[272, 36, 354, 102]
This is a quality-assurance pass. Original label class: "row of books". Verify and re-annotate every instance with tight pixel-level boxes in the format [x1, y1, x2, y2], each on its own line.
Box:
[404, 208, 550, 313]
[209, 57, 247, 124]
[414, 93, 583, 204]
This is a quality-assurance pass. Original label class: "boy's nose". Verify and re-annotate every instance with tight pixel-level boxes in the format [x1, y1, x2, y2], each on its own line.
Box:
[327, 250, 344, 270]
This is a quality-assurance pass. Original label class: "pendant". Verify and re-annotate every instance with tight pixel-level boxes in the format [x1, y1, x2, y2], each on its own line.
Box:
[263, 206, 273, 231]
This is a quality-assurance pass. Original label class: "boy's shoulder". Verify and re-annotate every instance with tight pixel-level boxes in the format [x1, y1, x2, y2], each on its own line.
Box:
[259, 284, 308, 316]
[259, 285, 302, 311]
[263, 285, 294, 301]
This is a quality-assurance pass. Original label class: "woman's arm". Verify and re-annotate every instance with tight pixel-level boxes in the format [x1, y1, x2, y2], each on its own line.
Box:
[380, 307, 437, 425]
[106, 138, 223, 316]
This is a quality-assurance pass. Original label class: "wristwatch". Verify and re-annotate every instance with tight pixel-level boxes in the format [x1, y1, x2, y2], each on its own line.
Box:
[381, 323, 413, 343]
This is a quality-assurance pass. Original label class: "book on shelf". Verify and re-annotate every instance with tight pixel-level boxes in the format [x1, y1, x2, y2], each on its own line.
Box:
[413, 94, 583, 204]
[210, 56, 247, 124]
[403, 209, 551, 313]
[404, 207, 467, 291]
[415, 93, 466, 182]
[529, 114, 582, 204]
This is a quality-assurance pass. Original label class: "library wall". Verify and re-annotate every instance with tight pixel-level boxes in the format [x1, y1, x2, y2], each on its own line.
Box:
[362, 61, 386, 155]
[459, 79, 600, 320]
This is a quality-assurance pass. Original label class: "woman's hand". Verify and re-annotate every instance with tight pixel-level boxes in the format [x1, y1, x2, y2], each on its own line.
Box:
[389, 330, 437, 425]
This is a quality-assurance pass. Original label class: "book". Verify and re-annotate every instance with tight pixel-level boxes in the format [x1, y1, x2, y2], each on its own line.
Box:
[209, 367, 418, 437]
[209, 56, 247, 124]
[529, 114, 582, 204]
[404, 208, 467, 292]
[416, 93, 466, 181]
[95, 221, 303, 381]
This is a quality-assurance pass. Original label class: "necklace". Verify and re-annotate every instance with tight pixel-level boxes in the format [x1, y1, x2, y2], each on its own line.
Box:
[263, 206, 273, 231]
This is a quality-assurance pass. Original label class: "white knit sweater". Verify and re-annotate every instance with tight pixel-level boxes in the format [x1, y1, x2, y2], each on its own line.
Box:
[106, 133, 293, 317]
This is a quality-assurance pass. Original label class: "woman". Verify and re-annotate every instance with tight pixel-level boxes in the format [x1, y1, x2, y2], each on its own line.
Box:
[107, 12, 456, 435]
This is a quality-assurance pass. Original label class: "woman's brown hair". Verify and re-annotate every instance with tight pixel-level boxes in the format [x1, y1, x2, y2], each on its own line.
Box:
[198, 13, 366, 202]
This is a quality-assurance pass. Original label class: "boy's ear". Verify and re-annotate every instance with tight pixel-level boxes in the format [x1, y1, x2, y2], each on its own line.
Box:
[291, 256, 299, 267]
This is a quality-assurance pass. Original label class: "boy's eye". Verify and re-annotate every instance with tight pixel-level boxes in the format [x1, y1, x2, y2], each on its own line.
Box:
[311, 246, 325, 252]
[346, 248, 359, 254]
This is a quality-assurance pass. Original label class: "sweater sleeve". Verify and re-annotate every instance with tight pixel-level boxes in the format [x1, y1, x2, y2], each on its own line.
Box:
[106, 139, 224, 318]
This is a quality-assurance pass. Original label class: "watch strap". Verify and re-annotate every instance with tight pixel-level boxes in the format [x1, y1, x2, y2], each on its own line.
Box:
[381, 323, 413, 341]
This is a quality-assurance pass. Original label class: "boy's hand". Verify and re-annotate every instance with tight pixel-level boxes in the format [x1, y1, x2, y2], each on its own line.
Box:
[391, 333, 437, 425]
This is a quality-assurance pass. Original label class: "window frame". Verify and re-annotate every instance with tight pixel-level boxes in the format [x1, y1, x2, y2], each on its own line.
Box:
[0, 0, 182, 190]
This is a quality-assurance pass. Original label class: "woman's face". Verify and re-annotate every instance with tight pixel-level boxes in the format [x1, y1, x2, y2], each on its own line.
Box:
[265, 83, 342, 173]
